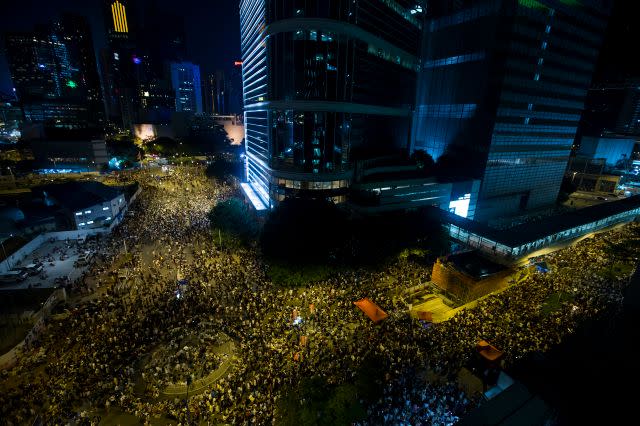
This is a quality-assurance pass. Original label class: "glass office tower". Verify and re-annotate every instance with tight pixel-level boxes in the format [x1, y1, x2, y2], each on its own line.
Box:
[239, 0, 424, 208]
[169, 62, 203, 114]
[412, 0, 611, 221]
[5, 14, 104, 128]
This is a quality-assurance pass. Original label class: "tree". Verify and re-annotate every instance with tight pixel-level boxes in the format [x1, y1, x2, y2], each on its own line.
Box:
[208, 198, 258, 245]
[261, 198, 349, 262]
[411, 149, 435, 172]
[205, 157, 243, 182]
[325, 384, 366, 425]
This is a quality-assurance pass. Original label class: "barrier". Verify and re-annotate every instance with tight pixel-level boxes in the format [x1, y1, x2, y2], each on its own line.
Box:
[0, 288, 67, 370]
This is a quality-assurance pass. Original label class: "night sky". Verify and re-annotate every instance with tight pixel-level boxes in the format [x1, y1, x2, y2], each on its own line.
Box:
[1, 0, 639, 97]
[0, 0, 241, 95]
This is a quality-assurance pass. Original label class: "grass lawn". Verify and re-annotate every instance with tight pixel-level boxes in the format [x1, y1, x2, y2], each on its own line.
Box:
[267, 261, 337, 287]
[0, 321, 34, 354]
[541, 291, 575, 316]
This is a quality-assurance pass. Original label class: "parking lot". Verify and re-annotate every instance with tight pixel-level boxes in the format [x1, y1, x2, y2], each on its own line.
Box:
[0, 239, 95, 291]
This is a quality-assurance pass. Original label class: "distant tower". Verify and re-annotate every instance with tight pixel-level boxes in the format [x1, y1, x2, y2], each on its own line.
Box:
[102, 0, 139, 129]
[4, 14, 104, 128]
[169, 62, 202, 114]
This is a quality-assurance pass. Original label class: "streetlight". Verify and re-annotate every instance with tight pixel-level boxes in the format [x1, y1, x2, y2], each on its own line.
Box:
[571, 171, 577, 184]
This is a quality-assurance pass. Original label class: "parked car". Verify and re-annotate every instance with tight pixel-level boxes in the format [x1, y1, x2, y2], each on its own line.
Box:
[21, 263, 44, 276]
[0, 270, 29, 284]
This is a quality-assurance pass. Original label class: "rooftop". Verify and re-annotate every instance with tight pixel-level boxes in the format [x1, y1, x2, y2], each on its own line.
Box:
[35, 181, 123, 212]
[446, 251, 507, 280]
[435, 195, 640, 248]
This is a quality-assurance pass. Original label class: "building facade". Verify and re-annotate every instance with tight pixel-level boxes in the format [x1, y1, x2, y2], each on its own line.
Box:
[412, 0, 611, 221]
[239, 0, 425, 208]
[102, 0, 140, 129]
[170, 62, 203, 114]
[581, 79, 640, 137]
[37, 181, 127, 230]
[4, 14, 104, 129]
[203, 71, 230, 116]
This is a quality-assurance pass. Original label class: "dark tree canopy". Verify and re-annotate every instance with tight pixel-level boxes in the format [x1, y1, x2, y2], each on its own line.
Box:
[208, 197, 258, 244]
[261, 198, 349, 262]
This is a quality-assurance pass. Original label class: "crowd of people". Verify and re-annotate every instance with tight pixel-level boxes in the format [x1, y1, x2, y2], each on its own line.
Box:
[141, 325, 224, 394]
[0, 164, 638, 425]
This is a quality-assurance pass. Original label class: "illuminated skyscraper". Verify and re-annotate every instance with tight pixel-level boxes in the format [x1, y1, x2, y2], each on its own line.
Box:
[102, 0, 140, 128]
[412, 0, 612, 220]
[106, 0, 133, 42]
[4, 14, 104, 128]
[203, 71, 229, 116]
[239, 0, 425, 208]
[169, 62, 202, 114]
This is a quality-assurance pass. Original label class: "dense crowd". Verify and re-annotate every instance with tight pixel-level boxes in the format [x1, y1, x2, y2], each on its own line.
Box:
[0, 165, 638, 426]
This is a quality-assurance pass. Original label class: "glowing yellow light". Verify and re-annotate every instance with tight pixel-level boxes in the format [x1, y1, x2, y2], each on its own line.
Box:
[111, 1, 128, 33]
[111, 4, 119, 31]
[122, 4, 128, 33]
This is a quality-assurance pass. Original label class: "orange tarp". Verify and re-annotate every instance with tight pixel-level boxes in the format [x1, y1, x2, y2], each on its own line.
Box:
[354, 298, 388, 323]
[476, 340, 504, 362]
[417, 311, 433, 322]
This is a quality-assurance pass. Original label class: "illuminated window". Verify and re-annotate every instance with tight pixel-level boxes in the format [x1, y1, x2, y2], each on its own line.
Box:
[84, 210, 91, 214]
[103, 207, 110, 211]
[75, 212, 82, 216]
[449, 194, 471, 218]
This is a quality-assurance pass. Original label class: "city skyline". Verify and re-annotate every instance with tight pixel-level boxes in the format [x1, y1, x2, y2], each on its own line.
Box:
[2, 1, 640, 424]
[0, 0, 241, 97]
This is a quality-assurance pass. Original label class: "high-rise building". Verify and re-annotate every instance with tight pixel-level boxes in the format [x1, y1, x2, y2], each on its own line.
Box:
[105, 0, 135, 43]
[52, 14, 105, 126]
[4, 32, 59, 101]
[412, 0, 611, 221]
[203, 71, 229, 115]
[102, 0, 140, 129]
[170, 62, 202, 114]
[4, 14, 104, 129]
[581, 79, 640, 137]
[239, 0, 424, 208]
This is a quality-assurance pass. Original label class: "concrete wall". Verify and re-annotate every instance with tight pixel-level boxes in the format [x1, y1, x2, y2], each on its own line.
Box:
[432, 258, 511, 303]
[0, 288, 66, 370]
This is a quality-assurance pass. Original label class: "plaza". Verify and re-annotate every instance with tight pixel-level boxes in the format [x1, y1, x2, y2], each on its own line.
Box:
[0, 165, 637, 425]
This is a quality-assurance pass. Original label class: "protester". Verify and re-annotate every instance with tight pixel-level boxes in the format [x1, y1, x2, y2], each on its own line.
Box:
[0, 165, 636, 425]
